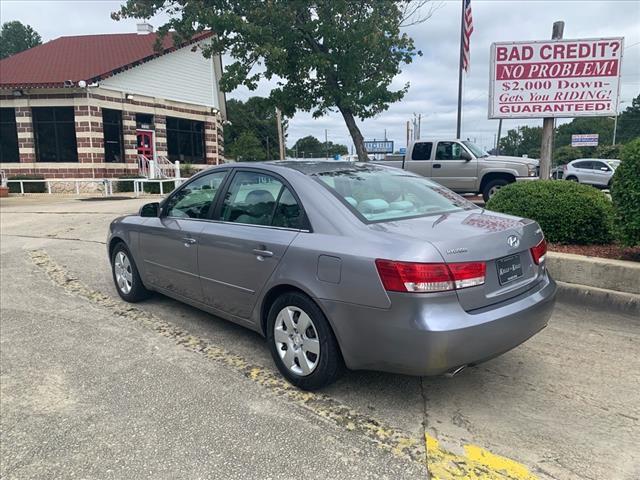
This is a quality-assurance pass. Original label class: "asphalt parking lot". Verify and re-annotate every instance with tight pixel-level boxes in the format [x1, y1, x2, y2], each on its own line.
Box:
[1, 195, 638, 480]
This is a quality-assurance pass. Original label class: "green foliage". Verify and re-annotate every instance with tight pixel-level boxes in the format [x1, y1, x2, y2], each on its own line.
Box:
[287, 135, 348, 158]
[7, 174, 46, 193]
[114, 0, 425, 160]
[227, 131, 266, 161]
[0, 21, 42, 59]
[611, 139, 640, 246]
[498, 125, 541, 158]
[486, 180, 614, 245]
[594, 144, 622, 159]
[225, 97, 283, 160]
[553, 145, 585, 166]
[615, 94, 640, 145]
[180, 162, 197, 177]
[554, 116, 614, 149]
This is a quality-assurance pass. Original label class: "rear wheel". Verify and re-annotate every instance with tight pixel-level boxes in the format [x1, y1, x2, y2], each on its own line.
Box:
[566, 176, 579, 182]
[482, 178, 510, 202]
[267, 292, 342, 390]
[111, 242, 151, 302]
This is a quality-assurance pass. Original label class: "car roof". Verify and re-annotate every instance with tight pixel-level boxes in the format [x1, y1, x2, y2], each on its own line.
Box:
[220, 160, 388, 176]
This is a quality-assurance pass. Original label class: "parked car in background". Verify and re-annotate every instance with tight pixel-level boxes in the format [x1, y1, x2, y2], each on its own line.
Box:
[374, 139, 539, 201]
[563, 159, 620, 189]
[551, 166, 564, 180]
[108, 161, 556, 390]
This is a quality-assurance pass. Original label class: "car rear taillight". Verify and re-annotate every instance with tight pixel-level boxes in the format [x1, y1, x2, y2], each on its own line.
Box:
[530, 238, 547, 265]
[375, 259, 486, 293]
[563, 165, 568, 171]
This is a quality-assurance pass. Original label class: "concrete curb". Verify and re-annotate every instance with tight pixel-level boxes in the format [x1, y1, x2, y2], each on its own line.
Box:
[546, 251, 640, 295]
[556, 281, 640, 316]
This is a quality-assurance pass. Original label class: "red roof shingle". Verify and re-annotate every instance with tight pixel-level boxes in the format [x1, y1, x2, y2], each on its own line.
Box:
[0, 31, 213, 89]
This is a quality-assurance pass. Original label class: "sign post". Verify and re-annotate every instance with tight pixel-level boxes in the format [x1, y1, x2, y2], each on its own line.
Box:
[540, 22, 564, 180]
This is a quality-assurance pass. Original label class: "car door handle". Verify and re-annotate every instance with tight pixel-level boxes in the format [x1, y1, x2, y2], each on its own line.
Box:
[182, 237, 197, 246]
[252, 247, 274, 258]
[433, 163, 441, 168]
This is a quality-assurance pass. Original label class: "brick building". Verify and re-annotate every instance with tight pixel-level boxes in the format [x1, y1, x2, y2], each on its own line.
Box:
[0, 24, 226, 180]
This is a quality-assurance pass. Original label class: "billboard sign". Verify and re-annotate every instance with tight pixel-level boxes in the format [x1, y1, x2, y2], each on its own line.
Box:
[364, 140, 394, 154]
[571, 134, 599, 147]
[489, 37, 624, 119]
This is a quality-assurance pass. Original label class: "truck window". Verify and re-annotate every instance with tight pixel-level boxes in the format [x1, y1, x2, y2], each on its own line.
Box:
[435, 142, 464, 161]
[411, 142, 432, 160]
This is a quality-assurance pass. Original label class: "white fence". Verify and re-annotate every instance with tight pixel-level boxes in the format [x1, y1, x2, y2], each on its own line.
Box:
[5, 177, 185, 197]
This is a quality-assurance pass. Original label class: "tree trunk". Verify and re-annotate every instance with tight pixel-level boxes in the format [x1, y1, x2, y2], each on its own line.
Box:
[339, 106, 368, 161]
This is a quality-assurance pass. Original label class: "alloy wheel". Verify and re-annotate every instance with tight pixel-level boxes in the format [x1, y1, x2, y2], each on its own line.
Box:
[273, 306, 320, 376]
[114, 251, 133, 294]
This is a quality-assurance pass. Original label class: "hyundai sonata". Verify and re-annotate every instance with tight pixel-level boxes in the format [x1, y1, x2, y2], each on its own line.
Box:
[108, 162, 556, 390]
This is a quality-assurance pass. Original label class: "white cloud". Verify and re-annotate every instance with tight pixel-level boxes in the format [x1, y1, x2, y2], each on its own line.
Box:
[2, 0, 638, 151]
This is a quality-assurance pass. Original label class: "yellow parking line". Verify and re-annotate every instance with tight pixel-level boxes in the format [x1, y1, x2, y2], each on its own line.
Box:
[29, 249, 539, 479]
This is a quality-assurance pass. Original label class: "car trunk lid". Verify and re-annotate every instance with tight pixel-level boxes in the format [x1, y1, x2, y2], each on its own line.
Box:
[369, 209, 546, 311]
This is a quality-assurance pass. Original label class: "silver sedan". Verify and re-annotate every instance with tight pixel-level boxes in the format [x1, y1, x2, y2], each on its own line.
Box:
[108, 162, 556, 390]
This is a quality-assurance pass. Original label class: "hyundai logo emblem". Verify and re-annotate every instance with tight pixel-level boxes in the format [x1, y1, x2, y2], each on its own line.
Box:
[507, 235, 520, 248]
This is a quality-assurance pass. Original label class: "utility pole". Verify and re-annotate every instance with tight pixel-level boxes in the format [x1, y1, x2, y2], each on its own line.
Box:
[418, 114, 422, 140]
[539, 21, 564, 180]
[496, 119, 503, 155]
[324, 129, 328, 160]
[406, 121, 410, 149]
[275, 107, 285, 160]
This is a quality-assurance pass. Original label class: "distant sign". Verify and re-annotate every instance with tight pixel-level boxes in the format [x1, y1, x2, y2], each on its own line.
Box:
[399, 147, 407, 154]
[489, 37, 624, 119]
[364, 140, 394, 154]
[571, 134, 599, 147]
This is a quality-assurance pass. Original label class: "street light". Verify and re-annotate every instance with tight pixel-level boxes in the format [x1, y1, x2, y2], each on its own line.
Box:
[612, 100, 627, 146]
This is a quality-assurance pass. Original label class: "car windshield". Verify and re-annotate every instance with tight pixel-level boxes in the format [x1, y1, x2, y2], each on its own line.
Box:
[314, 165, 476, 223]
[607, 160, 621, 169]
[462, 141, 489, 158]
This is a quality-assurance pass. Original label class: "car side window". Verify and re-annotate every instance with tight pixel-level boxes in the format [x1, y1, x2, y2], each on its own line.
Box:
[411, 142, 433, 160]
[595, 162, 609, 171]
[221, 171, 283, 226]
[574, 161, 593, 169]
[164, 171, 227, 219]
[435, 142, 464, 160]
[272, 187, 305, 229]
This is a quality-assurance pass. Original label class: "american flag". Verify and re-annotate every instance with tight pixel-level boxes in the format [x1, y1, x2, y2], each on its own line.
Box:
[462, 0, 474, 72]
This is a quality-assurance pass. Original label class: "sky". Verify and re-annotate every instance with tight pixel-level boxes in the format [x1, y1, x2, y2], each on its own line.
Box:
[2, 0, 639, 152]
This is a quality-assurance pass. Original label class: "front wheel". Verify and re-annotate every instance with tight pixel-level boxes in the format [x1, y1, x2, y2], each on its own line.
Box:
[482, 179, 510, 202]
[111, 242, 151, 302]
[267, 292, 342, 390]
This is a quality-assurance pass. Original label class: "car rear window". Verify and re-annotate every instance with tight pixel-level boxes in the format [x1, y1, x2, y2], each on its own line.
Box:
[314, 165, 475, 223]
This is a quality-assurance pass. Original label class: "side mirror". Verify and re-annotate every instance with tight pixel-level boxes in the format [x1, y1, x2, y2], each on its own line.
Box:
[139, 202, 160, 217]
[461, 150, 473, 161]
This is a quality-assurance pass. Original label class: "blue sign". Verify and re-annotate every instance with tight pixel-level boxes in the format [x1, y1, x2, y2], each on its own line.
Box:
[571, 134, 599, 147]
[334, 154, 341, 160]
[364, 140, 394, 154]
[399, 147, 407, 154]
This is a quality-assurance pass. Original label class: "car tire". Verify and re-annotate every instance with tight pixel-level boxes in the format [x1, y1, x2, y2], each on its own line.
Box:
[482, 179, 510, 202]
[566, 176, 579, 182]
[267, 291, 343, 390]
[111, 242, 151, 303]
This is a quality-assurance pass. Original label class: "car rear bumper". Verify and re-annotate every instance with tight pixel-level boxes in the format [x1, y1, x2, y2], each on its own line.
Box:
[319, 272, 556, 376]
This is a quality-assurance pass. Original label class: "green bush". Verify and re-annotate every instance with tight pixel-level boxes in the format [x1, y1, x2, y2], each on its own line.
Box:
[594, 144, 622, 159]
[8, 175, 46, 193]
[115, 175, 175, 195]
[611, 139, 640, 246]
[553, 145, 584, 166]
[486, 180, 614, 245]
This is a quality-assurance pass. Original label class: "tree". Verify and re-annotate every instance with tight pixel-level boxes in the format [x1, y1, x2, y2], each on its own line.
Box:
[113, 1, 433, 161]
[616, 94, 640, 145]
[287, 135, 348, 158]
[226, 131, 266, 161]
[498, 126, 542, 158]
[225, 97, 284, 160]
[0, 21, 42, 59]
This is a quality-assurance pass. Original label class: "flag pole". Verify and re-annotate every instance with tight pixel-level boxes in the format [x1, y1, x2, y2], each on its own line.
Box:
[456, 0, 465, 139]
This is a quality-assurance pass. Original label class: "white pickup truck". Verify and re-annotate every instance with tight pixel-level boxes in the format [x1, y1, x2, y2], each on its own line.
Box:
[374, 139, 539, 201]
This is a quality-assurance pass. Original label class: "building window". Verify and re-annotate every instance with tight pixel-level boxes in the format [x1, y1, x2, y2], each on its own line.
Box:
[167, 117, 205, 164]
[0, 108, 20, 163]
[32, 107, 78, 162]
[103, 109, 124, 163]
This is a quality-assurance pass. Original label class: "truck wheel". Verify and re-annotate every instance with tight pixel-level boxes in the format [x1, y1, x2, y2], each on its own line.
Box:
[482, 179, 510, 202]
